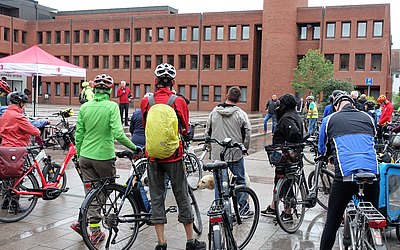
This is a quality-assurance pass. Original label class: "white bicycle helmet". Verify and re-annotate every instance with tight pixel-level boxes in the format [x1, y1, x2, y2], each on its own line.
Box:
[93, 74, 114, 89]
[306, 96, 314, 101]
[154, 63, 176, 80]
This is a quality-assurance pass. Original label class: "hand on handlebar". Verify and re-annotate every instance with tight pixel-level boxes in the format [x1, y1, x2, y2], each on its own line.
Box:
[133, 146, 143, 153]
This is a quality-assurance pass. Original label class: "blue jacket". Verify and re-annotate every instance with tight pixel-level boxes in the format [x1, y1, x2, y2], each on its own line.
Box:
[129, 109, 145, 148]
[318, 104, 378, 182]
[323, 104, 333, 118]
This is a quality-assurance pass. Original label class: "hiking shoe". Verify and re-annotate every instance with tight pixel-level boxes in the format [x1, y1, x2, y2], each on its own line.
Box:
[240, 210, 255, 219]
[186, 239, 206, 250]
[155, 243, 167, 250]
[90, 230, 106, 245]
[261, 205, 276, 217]
[70, 221, 82, 236]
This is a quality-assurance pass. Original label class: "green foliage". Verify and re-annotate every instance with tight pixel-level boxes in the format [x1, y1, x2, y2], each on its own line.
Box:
[320, 79, 355, 102]
[394, 92, 400, 110]
[291, 49, 334, 96]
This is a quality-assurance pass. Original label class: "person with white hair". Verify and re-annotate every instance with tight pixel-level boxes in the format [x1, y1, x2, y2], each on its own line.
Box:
[350, 90, 363, 111]
[117, 80, 132, 126]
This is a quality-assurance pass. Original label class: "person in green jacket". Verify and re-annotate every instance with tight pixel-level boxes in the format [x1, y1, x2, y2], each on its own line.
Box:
[70, 73, 140, 245]
[79, 81, 94, 104]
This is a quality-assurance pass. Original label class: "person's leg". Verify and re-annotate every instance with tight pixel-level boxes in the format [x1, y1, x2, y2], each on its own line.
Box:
[228, 158, 248, 211]
[308, 118, 316, 135]
[124, 104, 129, 126]
[119, 104, 124, 125]
[263, 113, 269, 132]
[272, 114, 277, 133]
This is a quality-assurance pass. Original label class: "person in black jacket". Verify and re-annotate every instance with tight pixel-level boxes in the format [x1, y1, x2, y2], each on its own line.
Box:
[261, 93, 304, 216]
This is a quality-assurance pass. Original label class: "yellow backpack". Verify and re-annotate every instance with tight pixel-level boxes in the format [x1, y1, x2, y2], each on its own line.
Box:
[145, 94, 179, 159]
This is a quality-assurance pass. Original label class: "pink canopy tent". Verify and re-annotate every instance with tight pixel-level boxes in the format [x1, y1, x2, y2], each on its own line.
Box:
[0, 45, 86, 115]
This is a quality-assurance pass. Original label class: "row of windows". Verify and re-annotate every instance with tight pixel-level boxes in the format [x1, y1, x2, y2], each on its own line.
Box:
[0, 27, 27, 44]
[323, 53, 382, 71]
[57, 54, 249, 71]
[298, 20, 383, 40]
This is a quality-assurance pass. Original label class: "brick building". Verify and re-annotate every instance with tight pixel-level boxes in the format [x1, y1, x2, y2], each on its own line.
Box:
[0, 0, 392, 112]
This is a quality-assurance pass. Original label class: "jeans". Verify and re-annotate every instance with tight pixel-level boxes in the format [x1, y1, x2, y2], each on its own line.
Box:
[263, 113, 276, 133]
[308, 118, 317, 135]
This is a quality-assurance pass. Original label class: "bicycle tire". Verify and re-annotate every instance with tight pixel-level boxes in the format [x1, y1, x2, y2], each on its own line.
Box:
[210, 222, 223, 250]
[188, 186, 203, 235]
[396, 225, 400, 241]
[42, 163, 67, 190]
[231, 185, 260, 249]
[80, 183, 140, 250]
[342, 209, 352, 248]
[185, 153, 202, 190]
[0, 173, 39, 223]
[307, 167, 334, 210]
[274, 175, 306, 234]
[303, 143, 316, 165]
[366, 227, 387, 250]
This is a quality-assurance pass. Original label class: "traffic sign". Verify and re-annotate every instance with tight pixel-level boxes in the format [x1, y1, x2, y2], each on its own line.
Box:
[365, 77, 373, 86]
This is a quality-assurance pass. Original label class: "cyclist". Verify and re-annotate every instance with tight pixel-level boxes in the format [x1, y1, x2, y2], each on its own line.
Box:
[130, 93, 151, 148]
[376, 95, 394, 143]
[322, 95, 334, 118]
[364, 100, 377, 127]
[306, 95, 318, 135]
[117, 80, 132, 126]
[206, 86, 253, 217]
[140, 63, 206, 250]
[71, 74, 140, 245]
[79, 81, 94, 104]
[318, 91, 379, 250]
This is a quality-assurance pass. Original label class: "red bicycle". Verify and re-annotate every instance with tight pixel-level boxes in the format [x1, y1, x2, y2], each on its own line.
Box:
[0, 127, 80, 223]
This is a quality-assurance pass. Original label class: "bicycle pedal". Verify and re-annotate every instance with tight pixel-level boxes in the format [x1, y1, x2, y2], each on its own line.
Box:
[168, 206, 177, 213]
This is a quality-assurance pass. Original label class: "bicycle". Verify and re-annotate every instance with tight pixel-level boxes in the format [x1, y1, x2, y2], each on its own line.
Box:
[265, 143, 334, 233]
[41, 108, 75, 149]
[303, 134, 318, 165]
[79, 150, 203, 250]
[342, 172, 387, 249]
[204, 137, 260, 250]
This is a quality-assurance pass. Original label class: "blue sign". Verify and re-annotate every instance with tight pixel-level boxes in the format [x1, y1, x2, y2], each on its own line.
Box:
[365, 78, 373, 86]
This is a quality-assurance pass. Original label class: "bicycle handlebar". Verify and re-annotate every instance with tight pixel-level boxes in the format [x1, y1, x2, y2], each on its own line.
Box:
[205, 136, 247, 154]
[192, 137, 206, 142]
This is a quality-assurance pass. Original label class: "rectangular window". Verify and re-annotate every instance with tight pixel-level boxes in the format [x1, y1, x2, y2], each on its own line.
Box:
[13, 29, 18, 43]
[228, 55, 236, 69]
[114, 29, 120, 43]
[55, 82, 61, 96]
[124, 29, 130, 42]
[179, 55, 186, 69]
[83, 30, 89, 43]
[167, 55, 174, 65]
[64, 83, 70, 96]
[134, 28, 141, 42]
[46, 82, 51, 95]
[64, 55, 70, 63]
[341, 22, 351, 38]
[357, 21, 367, 37]
[299, 26, 307, 40]
[373, 21, 383, 37]
[145, 55, 152, 69]
[157, 28, 164, 42]
[93, 29, 99, 43]
[103, 56, 109, 69]
[192, 27, 199, 41]
[37, 31, 42, 44]
[113, 55, 119, 69]
[180, 27, 187, 41]
[83, 56, 89, 68]
[340, 54, 349, 71]
[203, 55, 210, 69]
[214, 86, 221, 102]
[204, 27, 211, 41]
[313, 26, 320, 40]
[103, 29, 109, 43]
[178, 85, 185, 96]
[242, 25, 249, 40]
[55, 31, 61, 44]
[134, 84, 140, 99]
[64, 31, 70, 44]
[93, 56, 99, 69]
[202, 86, 209, 101]
[190, 86, 197, 101]
[168, 27, 175, 41]
[191, 55, 198, 69]
[215, 55, 223, 70]
[134, 55, 141, 69]
[216, 26, 224, 41]
[123, 55, 130, 69]
[355, 54, 365, 71]
[145, 28, 152, 42]
[22, 31, 27, 44]
[324, 54, 334, 64]
[145, 84, 151, 94]
[73, 83, 79, 97]
[240, 87, 247, 102]
[156, 55, 163, 65]
[3, 28, 9, 41]
[229, 26, 237, 40]
[74, 30, 80, 43]
[73, 56, 79, 66]
[46, 31, 51, 44]
[113, 84, 119, 98]
[37, 82, 42, 96]
[371, 54, 382, 71]
[326, 23, 335, 38]
[240, 55, 248, 69]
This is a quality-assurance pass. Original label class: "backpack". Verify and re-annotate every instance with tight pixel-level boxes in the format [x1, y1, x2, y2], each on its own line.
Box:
[145, 94, 179, 159]
[79, 89, 87, 104]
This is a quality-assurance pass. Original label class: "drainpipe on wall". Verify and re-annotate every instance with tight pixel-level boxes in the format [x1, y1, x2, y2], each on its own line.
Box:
[196, 14, 203, 111]
[11, 17, 13, 54]
[320, 7, 325, 53]
[69, 19, 73, 105]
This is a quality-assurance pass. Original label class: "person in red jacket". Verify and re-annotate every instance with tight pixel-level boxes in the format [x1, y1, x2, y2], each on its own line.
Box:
[377, 95, 394, 142]
[140, 63, 205, 250]
[117, 80, 132, 126]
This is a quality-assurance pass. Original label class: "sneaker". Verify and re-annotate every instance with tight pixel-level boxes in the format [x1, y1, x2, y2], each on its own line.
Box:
[186, 239, 206, 250]
[240, 210, 255, 219]
[70, 221, 82, 236]
[281, 213, 293, 222]
[7, 205, 27, 214]
[261, 205, 276, 217]
[155, 243, 167, 250]
[90, 230, 106, 245]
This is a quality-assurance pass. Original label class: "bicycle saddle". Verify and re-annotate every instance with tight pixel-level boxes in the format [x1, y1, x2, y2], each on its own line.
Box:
[354, 172, 377, 184]
[203, 160, 228, 171]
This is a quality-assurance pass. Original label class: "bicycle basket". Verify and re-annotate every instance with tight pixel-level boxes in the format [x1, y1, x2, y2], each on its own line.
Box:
[265, 143, 305, 166]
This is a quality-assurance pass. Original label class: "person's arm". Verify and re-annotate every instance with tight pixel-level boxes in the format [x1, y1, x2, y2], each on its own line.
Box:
[205, 110, 213, 137]
[75, 109, 85, 156]
[17, 114, 40, 137]
[241, 111, 251, 150]
[309, 102, 314, 117]
[110, 104, 137, 150]
[318, 117, 329, 155]
[378, 108, 390, 125]
[140, 97, 149, 128]
[117, 88, 123, 98]
[265, 101, 269, 112]
[129, 112, 135, 134]
[174, 97, 189, 135]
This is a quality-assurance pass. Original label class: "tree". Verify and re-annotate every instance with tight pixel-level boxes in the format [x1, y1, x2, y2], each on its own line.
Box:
[291, 49, 334, 97]
[320, 79, 355, 104]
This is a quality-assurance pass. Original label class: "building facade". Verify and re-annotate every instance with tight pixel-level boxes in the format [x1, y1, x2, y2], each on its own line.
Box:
[0, 0, 392, 112]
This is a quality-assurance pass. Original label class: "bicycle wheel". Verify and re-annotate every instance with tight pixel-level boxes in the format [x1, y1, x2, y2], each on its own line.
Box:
[134, 158, 147, 176]
[274, 175, 306, 234]
[303, 143, 316, 165]
[80, 183, 140, 250]
[231, 185, 260, 249]
[188, 186, 203, 235]
[342, 209, 352, 249]
[307, 167, 334, 210]
[185, 153, 202, 190]
[0, 172, 39, 223]
[210, 222, 223, 250]
[42, 163, 67, 190]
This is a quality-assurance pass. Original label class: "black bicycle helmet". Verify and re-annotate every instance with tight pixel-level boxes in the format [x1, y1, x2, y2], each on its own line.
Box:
[332, 90, 355, 107]
[365, 100, 375, 110]
[93, 74, 114, 89]
[7, 91, 28, 104]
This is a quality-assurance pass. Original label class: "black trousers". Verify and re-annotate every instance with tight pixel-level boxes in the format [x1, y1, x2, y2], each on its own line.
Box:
[319, 180, 379, 250]
[119, 103, 129, 125]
